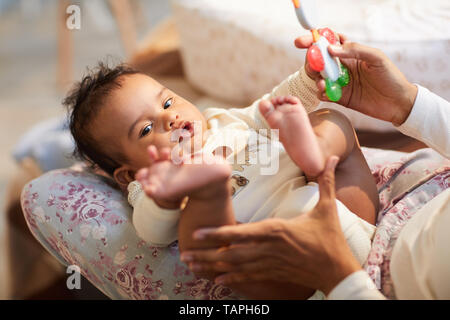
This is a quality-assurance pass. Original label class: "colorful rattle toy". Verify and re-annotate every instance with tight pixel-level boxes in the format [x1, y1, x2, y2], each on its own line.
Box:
[291, 0, 349, 102]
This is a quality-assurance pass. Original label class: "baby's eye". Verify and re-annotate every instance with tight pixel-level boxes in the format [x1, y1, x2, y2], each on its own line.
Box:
[140, 123, 153, 138]
[163, 98, 173, 109]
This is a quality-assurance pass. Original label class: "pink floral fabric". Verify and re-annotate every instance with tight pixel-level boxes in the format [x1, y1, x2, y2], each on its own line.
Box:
[21, 147, 449, 299]
[362, 148, 450, 299]
[21, 168, 237, 300]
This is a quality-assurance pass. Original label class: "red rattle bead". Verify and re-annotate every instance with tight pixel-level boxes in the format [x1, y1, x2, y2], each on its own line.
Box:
[307, 45, 325, 72]
[319, 27, 336, 44]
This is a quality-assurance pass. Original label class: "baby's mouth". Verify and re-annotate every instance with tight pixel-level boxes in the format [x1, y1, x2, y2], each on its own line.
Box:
[176, 121, 194, 143]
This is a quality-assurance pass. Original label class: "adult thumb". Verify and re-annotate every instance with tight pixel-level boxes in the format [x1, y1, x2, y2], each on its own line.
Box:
[317, 156, 339, 203]
[328, 42, 383, 65]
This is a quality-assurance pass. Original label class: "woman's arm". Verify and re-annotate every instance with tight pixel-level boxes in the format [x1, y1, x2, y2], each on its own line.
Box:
[327, 271, 386, 299]
[396, 86, 450, 158]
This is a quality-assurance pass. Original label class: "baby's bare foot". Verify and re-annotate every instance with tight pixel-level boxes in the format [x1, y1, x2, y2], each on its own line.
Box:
[136, 147, 231, 202]
[259, 96, 324, 177]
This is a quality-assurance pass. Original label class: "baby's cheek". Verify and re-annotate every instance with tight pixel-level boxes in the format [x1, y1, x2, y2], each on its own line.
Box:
[130, 148, 152, 170]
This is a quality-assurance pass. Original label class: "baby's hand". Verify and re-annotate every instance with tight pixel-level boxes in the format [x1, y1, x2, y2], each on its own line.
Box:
[135, 145, 184, 209]
[135, 145, 232, 209]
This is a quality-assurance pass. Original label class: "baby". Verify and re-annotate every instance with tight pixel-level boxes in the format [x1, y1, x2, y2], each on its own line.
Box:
[65, 61, 379, 299]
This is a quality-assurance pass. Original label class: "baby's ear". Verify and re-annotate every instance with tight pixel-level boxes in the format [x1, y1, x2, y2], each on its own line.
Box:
[113, 166, 135, 190]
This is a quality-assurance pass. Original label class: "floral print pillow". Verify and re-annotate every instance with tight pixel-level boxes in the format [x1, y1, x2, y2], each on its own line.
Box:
[21, 168, 238, 300]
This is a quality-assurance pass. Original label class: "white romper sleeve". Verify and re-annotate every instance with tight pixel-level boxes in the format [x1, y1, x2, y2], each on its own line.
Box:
[203, 67, 320, 133]
[128, 181, 181, 247]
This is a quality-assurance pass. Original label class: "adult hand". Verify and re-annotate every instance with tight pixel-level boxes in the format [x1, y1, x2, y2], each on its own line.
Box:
[180, 156, 362, 295]
[296, 33, 418, 126]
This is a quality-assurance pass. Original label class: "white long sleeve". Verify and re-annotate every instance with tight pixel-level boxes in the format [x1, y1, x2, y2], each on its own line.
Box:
[328, 86, 450, 300]
[327, 271, 386, 300]
[328, 186, 450, 300]
[397, 85, 450, 158]
[390, 189, 450, 299]
[128, 181, 181, 247]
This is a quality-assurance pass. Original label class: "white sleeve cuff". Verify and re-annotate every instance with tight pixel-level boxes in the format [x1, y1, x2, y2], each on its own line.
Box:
[396, 85, 450, 158]
[396, 85, 428, 139]
[327, 270, 386, 300]
[132, 193, 181, 247]
[128, 181, 181, 247]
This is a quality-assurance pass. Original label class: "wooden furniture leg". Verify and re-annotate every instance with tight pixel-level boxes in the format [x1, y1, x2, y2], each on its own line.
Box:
[108, 0, 138, 58]
[57, 0, 73, 91]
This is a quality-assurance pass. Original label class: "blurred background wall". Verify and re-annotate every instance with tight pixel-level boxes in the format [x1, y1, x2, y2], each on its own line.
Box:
[0, 0, 172, 299]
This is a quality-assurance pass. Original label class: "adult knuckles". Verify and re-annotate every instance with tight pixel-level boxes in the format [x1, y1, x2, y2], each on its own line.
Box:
[265, 219, 288, 240]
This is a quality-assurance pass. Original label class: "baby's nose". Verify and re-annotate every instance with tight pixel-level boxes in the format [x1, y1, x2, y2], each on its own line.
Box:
[163, 113, 179, 131]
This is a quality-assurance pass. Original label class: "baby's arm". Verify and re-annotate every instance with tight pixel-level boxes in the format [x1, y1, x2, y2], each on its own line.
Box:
[203, 67, 320, 135]
[128, 181, 181, 247]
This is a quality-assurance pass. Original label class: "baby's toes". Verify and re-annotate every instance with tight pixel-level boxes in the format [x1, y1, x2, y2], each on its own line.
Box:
[136, 168, 150, 183]
[286, 95, 300, 105]
[146, 177, 168, 198]
[271, 96, 284, 106]
[259, 102, 284, 129]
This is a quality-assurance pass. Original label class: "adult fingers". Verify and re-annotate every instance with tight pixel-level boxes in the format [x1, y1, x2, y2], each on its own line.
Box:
[338, 33, 348, 44]
[215, 271, 269, 285]
[181, 242, 273, 265]
[192, 219, 287, 243]
[294, 34, 313, 49]
[189, 257, 271, 275]
[328, 42, 384, 66]
[295, 30, 346, 47]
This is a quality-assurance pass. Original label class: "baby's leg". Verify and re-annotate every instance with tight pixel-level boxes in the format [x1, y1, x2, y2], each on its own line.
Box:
[259, 96, 325, 177]
[259, 97, 378, 224]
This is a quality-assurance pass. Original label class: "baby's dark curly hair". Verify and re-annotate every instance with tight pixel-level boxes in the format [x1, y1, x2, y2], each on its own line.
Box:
[63, 62, 140, 176]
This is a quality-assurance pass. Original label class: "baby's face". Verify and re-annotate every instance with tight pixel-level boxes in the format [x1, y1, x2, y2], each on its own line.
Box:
[92, 74, 207, 172]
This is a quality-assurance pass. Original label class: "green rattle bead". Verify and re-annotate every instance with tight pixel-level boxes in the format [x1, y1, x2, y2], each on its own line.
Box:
[325, 78, 342, 102]
[337, 65, 350, 87]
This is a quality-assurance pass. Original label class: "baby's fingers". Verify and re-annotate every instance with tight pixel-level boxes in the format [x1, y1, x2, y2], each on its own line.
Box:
[147, 145, 160, 163]
[135, 168, 150, 184]
[316, 79, 329, 101]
